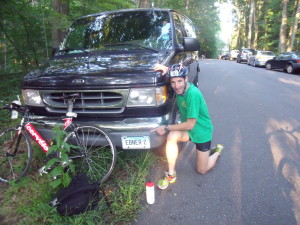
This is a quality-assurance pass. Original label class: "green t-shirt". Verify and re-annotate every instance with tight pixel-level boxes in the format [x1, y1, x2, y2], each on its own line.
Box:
[176, 83, 213, 143]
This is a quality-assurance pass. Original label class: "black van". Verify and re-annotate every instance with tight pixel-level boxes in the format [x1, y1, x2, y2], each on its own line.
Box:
[22, 8, 200, 150]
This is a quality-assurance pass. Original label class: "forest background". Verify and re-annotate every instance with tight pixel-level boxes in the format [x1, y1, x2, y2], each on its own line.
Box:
[1, 0, 300, 75]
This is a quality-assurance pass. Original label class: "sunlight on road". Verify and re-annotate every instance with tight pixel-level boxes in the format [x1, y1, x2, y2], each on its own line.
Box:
[278, 77, 300, 87]
[277, 77, 300, 103]
[266, 118, 300, 224]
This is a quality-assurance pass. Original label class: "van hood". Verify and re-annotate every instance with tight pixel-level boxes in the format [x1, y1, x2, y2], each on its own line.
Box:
[23, 52, 170, 89]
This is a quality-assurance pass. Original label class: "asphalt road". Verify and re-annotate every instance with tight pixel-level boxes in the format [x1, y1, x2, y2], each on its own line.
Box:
[134, 59, 300, 225]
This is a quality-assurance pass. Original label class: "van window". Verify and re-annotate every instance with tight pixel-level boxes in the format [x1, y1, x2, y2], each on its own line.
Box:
[173, 13, 184, 44]
[181, 16, 196, 38]
[59, 11, 172, 53]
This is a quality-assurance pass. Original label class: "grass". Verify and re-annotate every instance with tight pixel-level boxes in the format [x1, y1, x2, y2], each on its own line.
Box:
[0, 148, 157, 224]
[0, 73, 159, 224]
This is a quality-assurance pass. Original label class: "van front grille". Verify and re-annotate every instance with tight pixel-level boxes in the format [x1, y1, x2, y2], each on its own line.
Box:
[41, 90, 128, 114]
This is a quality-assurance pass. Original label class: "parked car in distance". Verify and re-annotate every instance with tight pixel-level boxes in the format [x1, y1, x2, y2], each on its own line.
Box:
[236, 48, 255, 63]
[218, 52, 229, 60]
[221, 53, 229, 60]
[248, 50, 276, 67]
[265, 52, 300, 74]
[229, 50, 239, 61]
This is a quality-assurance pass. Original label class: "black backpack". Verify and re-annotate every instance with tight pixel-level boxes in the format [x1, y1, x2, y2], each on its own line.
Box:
[50, 173, 100, 216]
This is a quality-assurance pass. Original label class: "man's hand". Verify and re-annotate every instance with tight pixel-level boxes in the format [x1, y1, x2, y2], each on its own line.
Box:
[153, 64, 169, 75]
[150, 126, 166, 136]
[151, 118, 196, 136]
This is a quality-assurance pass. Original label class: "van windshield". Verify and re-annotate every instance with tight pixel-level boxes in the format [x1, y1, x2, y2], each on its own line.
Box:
[59, 11, 172, 54]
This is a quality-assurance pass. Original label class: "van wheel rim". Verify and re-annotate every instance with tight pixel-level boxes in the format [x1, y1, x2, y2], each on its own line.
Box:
[287, 66, 293, 73]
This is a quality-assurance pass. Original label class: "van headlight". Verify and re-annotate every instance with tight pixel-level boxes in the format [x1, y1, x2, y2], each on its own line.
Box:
[127, 86, 167, 107]
[22, 89, 44, 106]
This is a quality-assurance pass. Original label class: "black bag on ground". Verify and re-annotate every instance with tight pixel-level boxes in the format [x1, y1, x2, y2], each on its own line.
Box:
[50, 173, 100, 216]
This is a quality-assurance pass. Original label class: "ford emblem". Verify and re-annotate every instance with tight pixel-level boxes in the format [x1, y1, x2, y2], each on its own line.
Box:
[72, 79, 85, 84]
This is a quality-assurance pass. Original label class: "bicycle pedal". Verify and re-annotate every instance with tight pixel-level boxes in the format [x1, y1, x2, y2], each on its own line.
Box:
[39, 165, 55, 175]
[38, 166, 48, 176]
[62, 160, 72, 167]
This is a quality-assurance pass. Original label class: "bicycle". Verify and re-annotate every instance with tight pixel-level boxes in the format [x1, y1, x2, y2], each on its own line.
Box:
[0, 93, 116, 184]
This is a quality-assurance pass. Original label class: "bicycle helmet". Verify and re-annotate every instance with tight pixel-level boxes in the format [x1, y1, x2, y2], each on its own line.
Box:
[167, 64, 188, 78]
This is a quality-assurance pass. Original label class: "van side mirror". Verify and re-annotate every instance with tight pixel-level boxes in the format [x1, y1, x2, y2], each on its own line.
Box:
[182, 37, 200, 52]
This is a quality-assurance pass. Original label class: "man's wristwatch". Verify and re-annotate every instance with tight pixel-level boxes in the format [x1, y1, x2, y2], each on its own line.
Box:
[164, 125, 170, 132]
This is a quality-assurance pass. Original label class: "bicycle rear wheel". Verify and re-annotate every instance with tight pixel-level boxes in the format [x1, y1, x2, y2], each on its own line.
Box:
[0, 127, 32, 183]
[64, 126, 116, 184]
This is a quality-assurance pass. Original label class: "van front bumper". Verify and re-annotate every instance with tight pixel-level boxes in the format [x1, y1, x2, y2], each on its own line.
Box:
[31, 115, 169, 150]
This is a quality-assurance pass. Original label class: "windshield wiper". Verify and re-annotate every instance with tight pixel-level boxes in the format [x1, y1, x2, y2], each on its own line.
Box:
[58, 47, 93, 55]
[104, 43, 158, 53]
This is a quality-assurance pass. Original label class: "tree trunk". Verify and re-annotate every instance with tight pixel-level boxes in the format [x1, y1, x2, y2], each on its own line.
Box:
[233, 1, 242, 48]
[139, 0, 148, 8]
[287, 0, 300, 51]
[52, 0, 70, 54]
[185, 0, 190, 14]
[279, 0, 289, 52]
[3, 34, 7, 69]
[243, 8, 247, 47]
[247, 0, 255, 48]
[253, 0, 263, 49]
[263, 1, 268, 49]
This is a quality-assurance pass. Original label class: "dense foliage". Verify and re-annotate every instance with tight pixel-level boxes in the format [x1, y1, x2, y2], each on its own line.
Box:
[0, 0, 221, 74]
[230, 0, 300, 53]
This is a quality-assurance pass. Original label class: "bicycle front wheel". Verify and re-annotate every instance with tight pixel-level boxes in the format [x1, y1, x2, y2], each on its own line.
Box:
[64, 126, 116, 183]
[0, 127, 32, 183]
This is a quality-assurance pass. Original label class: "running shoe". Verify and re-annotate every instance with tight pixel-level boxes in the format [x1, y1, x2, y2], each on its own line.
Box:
[157, 171, 177, 190]
[210, 144, 224, 155]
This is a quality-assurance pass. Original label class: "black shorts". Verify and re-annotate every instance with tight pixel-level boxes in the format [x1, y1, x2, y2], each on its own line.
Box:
[194, 140, 211, 152]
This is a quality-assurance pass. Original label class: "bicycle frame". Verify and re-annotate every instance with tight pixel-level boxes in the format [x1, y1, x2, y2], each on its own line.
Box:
[24, 117, 74, 153]
[25, 123, 50, 152]
[8, 96, 77, 153]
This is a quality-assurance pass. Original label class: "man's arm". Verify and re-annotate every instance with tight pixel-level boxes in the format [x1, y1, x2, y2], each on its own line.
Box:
[153, 64, 169, 75]
[151, 118, 196, 135]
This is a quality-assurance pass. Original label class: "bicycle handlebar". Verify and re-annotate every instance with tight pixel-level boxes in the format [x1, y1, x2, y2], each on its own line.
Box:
[60, 93, 80, 101]
[1, 93, 80, 118]
[0, 103, 11, 110]
[2, 103, 27, 112]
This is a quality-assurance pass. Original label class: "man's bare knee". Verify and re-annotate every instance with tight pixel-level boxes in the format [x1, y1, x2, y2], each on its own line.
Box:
[167, 131, 180, 142]
[167, 130, 187, 142]
[166, 131, 177, 141]
[197, 167, 208, 175]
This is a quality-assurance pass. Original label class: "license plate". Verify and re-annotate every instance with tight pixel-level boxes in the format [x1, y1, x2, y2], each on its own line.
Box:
[121, 136, 150, 149]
